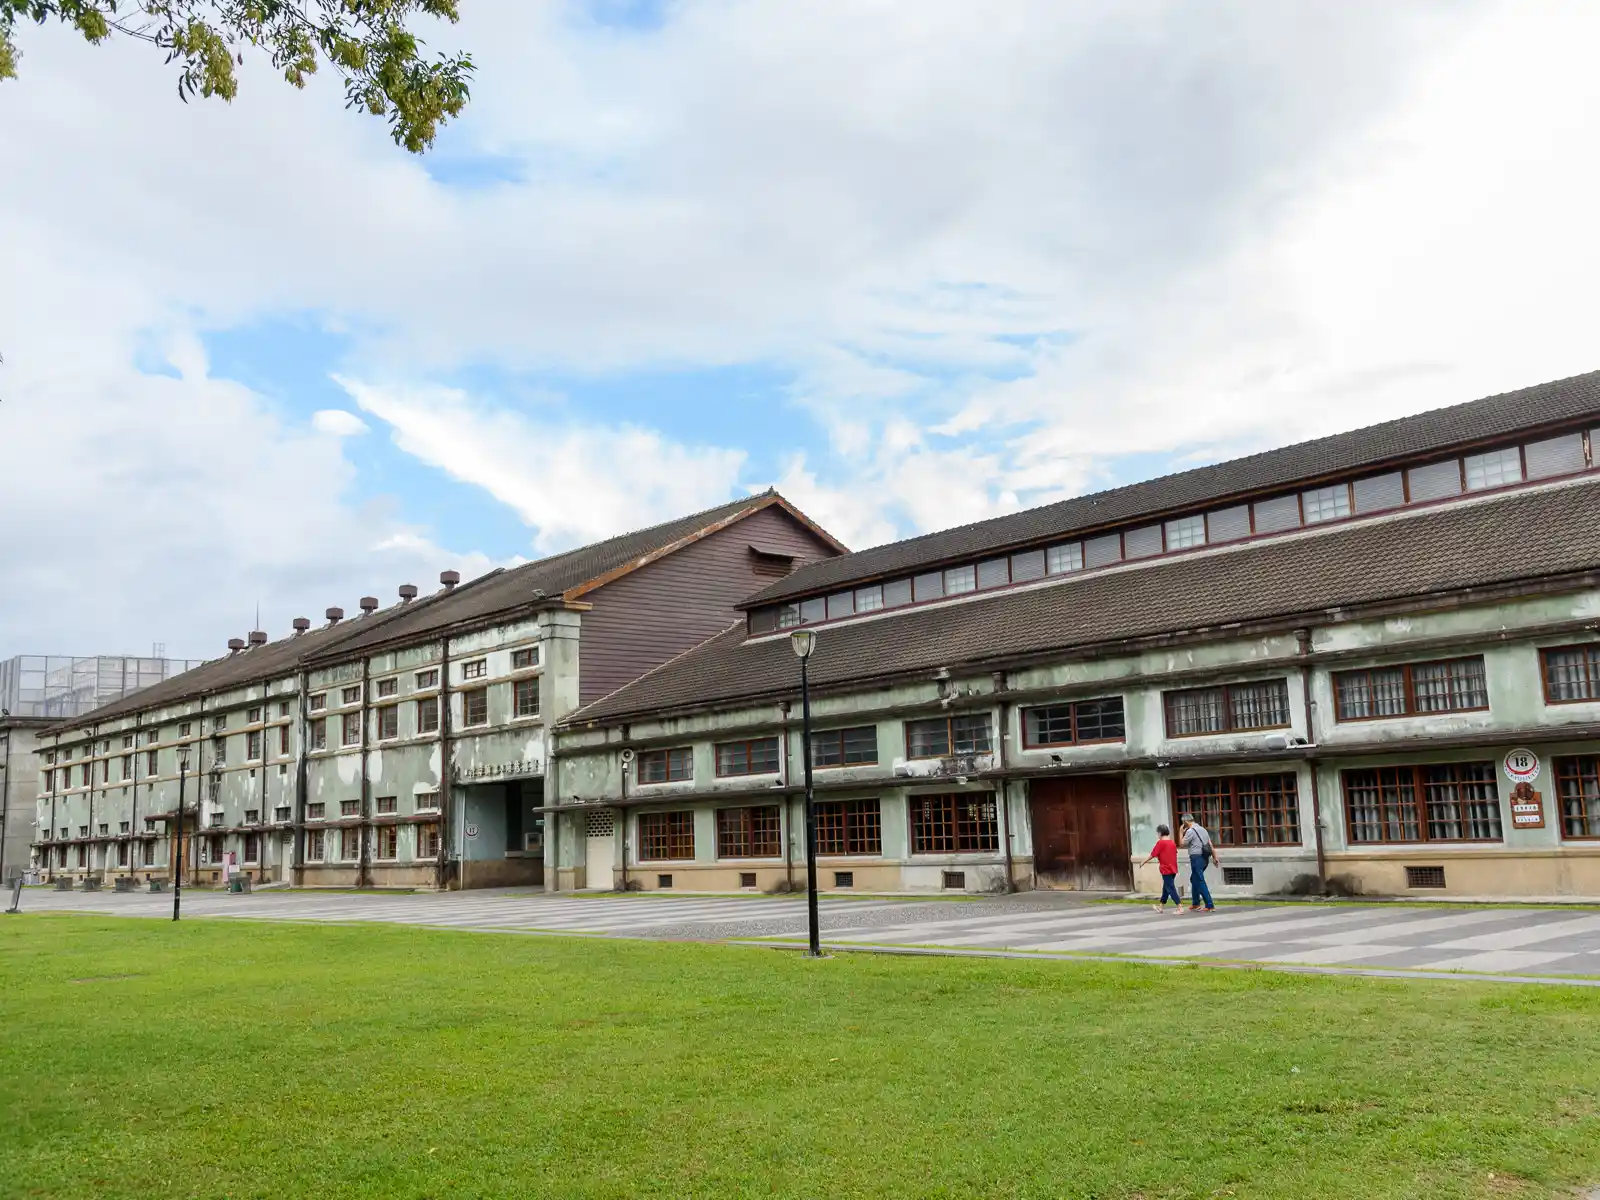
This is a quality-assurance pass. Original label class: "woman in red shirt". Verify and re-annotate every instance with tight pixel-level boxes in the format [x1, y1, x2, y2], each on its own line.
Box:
[1141, 824, 1182, 911]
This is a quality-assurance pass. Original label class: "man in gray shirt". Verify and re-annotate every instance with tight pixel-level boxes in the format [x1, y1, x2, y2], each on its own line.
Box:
[1179, 813, 1217, 912]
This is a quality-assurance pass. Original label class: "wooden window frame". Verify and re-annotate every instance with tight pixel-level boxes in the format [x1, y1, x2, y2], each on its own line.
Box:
[418, 823, 442, 859]
[374, 826, 399, 860]
[278, 726, 290, 755]
[638, 748, 693, 785]
[341, 686, 361, 706]
[638, 811, 696, 861]
[810, 725, 879, 769]
[904, 714, 994, 760]
[1332, 656, 1489, 722]
[245, 730, 263, 761]
[416, 696, 440, 734]
[1541, 644, 1600, 704]
[513, 679, 541, 720]
[1163, 680, 1291, 738]
[415, 669, 439, 689]
[461, 659, 487, 681]
[511, 647, 541, 670]
[909, 793, 1000, 854]
[461, 688, 489, 728]
[1341, 762, 1503, 845]
[340, 712, 362, 746]
[715, 737, 781, 777]
[375, 677, 398, 699]
[1555, 756, 1600, 841]
[716, 805, 782, 858]
[310, 719, 327, 751]
[814, 799, 883, 857]
[1170, 774, 1301, 846]
[307, 694, 326, 713]
[1020, 696, 1126, 748]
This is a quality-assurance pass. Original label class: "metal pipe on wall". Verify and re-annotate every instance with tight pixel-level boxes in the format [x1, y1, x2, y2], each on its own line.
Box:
[992, 672, 1015, 893]
[1295, 629, 1328, 889]
[358, 658, 372, 890]
[439, 638, 455, 890]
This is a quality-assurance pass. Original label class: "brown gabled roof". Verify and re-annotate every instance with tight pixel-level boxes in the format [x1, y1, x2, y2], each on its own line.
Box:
[46, 490, 839, 733]
[742, 369, 1600, 607]
[567, 476, 1600, 724]
[303, 490, 841, 661]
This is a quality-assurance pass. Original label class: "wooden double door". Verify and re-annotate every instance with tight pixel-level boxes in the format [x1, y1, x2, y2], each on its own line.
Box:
[1029, 776, 1133, 891]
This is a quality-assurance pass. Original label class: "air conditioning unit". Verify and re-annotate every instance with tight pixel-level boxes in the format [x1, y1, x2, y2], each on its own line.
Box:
[1263, 734, 1291, 751]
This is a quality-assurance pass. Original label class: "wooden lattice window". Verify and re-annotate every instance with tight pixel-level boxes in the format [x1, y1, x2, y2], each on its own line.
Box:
[814, 800, 882, 856]
[716, 806, 781, 858]
[1343, 763, 1502, 844]
[910, 793, 999, 853]
[810, 726, 878, 768]
[1334, 657, 1488, 720]
[1170, 775, 1300, 846]
[639, 811, 695, 861]
[1022, 697, 1125, 747]
[1164, 680, 1290, 736]
[715, 738, 780, 777]
[905, 714, 993, 759]
[1542, 644, 1600, 703]
[638, 748, 693, 784]
[1555, 756, 1600, 839]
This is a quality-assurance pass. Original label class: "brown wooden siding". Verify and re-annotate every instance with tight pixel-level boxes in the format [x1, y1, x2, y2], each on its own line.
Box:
[579, 507, 839, 705]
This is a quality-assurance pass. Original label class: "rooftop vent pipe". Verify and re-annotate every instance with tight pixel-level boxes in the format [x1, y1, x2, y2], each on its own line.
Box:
[440, 570, 460, 590]
[248, 630, 268, 647]
[227, 638, 246, 654]
[359, 596, 380, 614]
[326, 607, 344, 624]
[292, 618, 311, 635]
[398, 583, 419, 602]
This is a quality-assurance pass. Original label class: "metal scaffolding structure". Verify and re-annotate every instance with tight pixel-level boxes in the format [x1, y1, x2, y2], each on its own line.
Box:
[0, 654, 207, 721]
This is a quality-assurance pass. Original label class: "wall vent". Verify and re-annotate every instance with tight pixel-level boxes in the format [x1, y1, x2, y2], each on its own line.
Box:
[585, 810, 615, 838]
[739, 872, 757, 889]
[1405, 865, 1447, 890]
[833, 871, 854, 888]
[941, 870, 967, 890]
[1222, 866, 1255, 887]
[656, 874, 673, 889]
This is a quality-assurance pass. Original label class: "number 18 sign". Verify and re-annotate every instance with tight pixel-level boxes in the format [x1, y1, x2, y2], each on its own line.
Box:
[1504, 748, 1541, 785]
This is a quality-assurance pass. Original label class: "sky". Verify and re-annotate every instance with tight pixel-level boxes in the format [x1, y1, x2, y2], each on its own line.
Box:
[2, 0, 1599, 661]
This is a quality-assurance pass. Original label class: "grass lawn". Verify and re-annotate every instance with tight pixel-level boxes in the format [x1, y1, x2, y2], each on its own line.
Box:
[3, 917, 1600, 1199]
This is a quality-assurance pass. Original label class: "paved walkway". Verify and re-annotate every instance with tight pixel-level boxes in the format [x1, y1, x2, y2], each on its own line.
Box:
[18, 887, 1600, 981]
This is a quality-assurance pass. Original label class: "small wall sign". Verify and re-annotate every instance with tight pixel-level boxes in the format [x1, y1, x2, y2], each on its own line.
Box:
[1509, 782, 1546, 829]
[465, 824, 479, 839]
[1504, 748, 1541, 785]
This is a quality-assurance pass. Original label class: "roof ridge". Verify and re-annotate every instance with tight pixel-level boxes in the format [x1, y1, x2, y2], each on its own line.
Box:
[502, 491, 772, 580]
[741, 368, 1600, 605]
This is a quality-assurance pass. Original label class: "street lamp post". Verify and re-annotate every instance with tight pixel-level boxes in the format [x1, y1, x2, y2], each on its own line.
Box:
[172, 752, 189, 921]
[790, 629, 822, 958]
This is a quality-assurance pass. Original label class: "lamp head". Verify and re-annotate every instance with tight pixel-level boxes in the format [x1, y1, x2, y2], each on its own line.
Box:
[789, 628, 817, 660]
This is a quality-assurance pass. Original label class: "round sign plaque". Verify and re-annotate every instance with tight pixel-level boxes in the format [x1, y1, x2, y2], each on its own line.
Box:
[465, 823, 480, 839]
[1504, 748, 1541, 785]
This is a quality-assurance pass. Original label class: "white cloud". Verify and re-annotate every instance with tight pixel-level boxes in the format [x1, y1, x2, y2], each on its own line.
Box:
[337, 376, 748, 552]
[4, 0, 1600, 653]
[311, 410, 370, 437]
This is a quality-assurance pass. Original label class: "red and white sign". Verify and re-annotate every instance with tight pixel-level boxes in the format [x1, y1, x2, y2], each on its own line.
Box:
[1504, 748, 1541, 785]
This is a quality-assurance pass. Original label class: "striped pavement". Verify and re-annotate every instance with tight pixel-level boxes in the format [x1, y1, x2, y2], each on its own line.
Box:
[17, 886, 1600, 980]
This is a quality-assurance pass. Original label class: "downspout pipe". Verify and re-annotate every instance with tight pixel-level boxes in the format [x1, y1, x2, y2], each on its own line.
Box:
[993, 671, 1015, 893]
[618, 732, 630, 893]
[780, 701, 794, 893]
[439, 639, 456, 891]
[294, 668, 310, 887]
[1295, 628, 1328, 892]
[358, 657, 372, 890]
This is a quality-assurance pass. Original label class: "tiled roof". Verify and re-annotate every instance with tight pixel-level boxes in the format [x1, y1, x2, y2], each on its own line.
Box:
[304, 491, 797, 661]
[743, 369, 1600, 606]
[47, 491, 807, 733]
[568, 477, 1600, 724]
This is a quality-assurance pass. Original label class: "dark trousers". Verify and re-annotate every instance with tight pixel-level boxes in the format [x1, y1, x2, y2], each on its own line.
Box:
[1189, 854, 1214, 909]
[1158, 873, 1182, 906]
